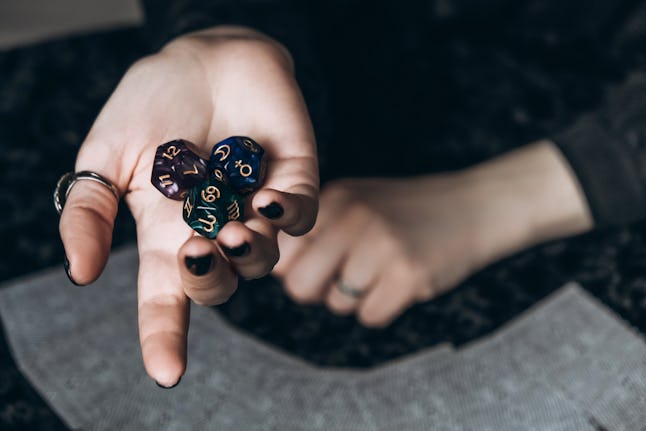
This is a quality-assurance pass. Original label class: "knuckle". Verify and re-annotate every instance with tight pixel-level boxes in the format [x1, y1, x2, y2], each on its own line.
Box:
[139, 293, 186, 314]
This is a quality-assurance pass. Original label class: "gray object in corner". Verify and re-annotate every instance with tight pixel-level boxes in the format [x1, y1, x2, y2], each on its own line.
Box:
[0, 244, 644, 430]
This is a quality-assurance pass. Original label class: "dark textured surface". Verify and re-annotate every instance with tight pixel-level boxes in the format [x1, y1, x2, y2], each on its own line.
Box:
[1, 2, 646, 429]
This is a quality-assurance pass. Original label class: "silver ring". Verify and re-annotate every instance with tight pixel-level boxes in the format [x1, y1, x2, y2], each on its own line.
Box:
[337, 280, 366, 299]
[54, 171, 120, 215]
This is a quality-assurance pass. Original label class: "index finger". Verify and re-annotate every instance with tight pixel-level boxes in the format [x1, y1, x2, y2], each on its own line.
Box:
[137, 247, 189, 388]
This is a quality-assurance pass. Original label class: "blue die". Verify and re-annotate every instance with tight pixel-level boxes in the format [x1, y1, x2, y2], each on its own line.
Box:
[208, 136, 266, 195]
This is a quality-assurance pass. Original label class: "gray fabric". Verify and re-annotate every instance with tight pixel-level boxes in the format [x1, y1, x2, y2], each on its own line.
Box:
[0, 244, 644, 430]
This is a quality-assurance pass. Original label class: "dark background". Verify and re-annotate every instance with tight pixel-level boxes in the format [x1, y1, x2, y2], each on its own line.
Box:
[1, 1, 645, 429]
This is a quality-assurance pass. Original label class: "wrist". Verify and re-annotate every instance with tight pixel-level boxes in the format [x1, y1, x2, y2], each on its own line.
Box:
[459, 140, 594, 263]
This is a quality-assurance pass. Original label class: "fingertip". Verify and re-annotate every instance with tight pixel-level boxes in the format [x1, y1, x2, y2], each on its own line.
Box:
[216, 221, 256, 252]
[60, 219, 111, 286]
[216, 221, 279, 279]
[357, 310, 392, 329]
[141, 333, 186, 387]
[178, 236, 238, 306]
[59, 181, 118, 285]
[252, 189, 317, 236]
[258, 202, 285, 220]
[178, 235, 220, 262]
[356, 295, 395, 328]
[156, 377, 182, 389]
[282, 273, 323, 305]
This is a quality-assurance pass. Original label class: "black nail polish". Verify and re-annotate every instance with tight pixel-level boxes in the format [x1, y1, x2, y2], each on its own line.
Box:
[222, 243, 250, 258]
[259, 202, 284, 220]
[63, 254, 82, 286]
[185, 255, 213, 276]
[156, 377, 181, 389]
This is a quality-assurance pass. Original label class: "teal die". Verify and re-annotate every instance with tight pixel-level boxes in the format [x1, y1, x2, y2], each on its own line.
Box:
[182, 173, 244, 239]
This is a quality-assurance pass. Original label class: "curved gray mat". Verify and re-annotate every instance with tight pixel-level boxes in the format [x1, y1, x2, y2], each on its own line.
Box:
[0, 245, 644, 430]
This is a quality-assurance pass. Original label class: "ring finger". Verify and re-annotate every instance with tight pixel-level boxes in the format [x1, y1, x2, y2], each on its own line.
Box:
[325, 221, 398, 315]
[282, 205, 369, 303]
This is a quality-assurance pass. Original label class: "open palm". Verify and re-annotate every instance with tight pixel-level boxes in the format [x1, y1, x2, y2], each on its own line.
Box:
[59, 27, 318, 387]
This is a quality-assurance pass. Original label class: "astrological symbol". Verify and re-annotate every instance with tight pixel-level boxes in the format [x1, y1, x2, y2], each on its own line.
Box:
[201, 185, 221, 202]
[234, 160, 253, 177]
[213, 168, 225, 181]
[214, 145, 230, 162]
[227, 201, 241, 220]
[183, 197, 194, 217]
[198, 214, 217, 233]
[243, 139, 259, 153]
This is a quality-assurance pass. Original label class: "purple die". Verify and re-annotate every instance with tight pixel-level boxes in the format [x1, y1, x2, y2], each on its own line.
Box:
[151, 139, 208, 200]
[209, 136, 266, 195]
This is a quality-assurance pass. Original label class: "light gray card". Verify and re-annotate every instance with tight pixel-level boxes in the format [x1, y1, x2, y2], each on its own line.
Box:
[1, 244, 645, 430]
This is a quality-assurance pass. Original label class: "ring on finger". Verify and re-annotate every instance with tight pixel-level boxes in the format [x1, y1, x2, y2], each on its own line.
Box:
[54, 171, 120, 215]
[336, 279, 367, 299]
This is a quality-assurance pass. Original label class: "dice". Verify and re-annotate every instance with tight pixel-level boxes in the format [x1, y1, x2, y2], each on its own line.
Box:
[209, 136, 266, 195]
[182, 173, 244, 239]
[152, 136, 265, 239]
[151, 140, 208, 200]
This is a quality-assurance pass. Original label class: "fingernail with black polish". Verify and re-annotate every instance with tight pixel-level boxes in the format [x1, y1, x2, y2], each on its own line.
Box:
[222, 243, 250, 258]
[156, 377, 181, 389]
[259, 202, 284, 219]
[185, 254, 214, 276]
[63, 254, 82, 286]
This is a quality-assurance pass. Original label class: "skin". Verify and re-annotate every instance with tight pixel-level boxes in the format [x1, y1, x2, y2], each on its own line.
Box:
[61, 26, 594, 386]
[59, 26, 319, 387]
[274, 140, 594, 327]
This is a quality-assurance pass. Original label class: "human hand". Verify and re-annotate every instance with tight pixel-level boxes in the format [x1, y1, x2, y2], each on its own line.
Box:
[59, 26, 318, 386]
[274, 141, 592, 327]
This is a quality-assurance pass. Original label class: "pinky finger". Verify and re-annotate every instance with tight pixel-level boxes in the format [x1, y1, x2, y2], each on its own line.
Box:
[356, 264, 421, 328]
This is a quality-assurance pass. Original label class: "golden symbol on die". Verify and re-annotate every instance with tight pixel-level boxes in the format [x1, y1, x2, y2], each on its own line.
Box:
[183, 164, 199, 175]
[227, 201, 241, 220]
[213, 168, 225, 181]
[183, 196, 194, 217]
[158, 174, 173, 187]
[234, 160, 253, 177]
[198, 214, 218, 233]
[201, 185, 221, 203]
[214, 145, 230, 162]
[153, 136, 264, 239]
[243, 139, 259, 153]
[162, 145, 180, 160]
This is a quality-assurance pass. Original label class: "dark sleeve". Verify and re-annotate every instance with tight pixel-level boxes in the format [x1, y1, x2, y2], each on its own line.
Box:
[552, 72, 646, 227]
[140, 0, 312, 52]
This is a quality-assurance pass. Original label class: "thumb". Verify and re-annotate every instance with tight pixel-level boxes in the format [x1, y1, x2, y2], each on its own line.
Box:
[59, 170, 121, 286]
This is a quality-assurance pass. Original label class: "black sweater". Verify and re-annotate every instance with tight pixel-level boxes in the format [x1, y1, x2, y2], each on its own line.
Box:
[142, 0, 646, 228]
